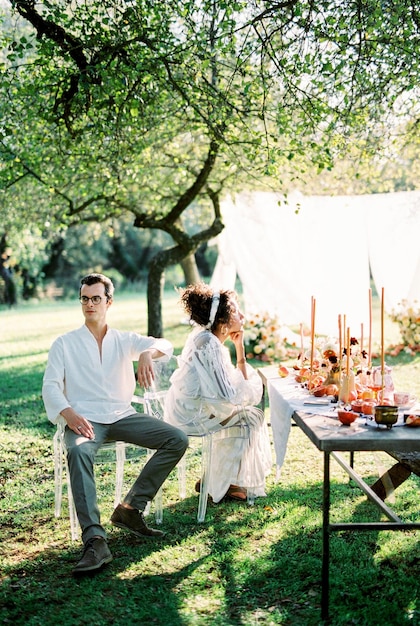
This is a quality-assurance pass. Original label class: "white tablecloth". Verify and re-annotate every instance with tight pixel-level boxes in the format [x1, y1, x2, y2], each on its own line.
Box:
[267, 374, 420, 471]
[268, 375, 339, 469]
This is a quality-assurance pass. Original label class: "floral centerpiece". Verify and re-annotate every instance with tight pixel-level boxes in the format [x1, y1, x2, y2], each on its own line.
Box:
[318, 337, 367, 375]
[295, 336, 368, 393]
[244, 311, 296, 362]
[390, 299, 420, 354]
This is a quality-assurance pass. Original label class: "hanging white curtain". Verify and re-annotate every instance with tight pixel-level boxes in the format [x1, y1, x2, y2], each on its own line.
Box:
[366, 191, 420, 311]
[211, 190, 420, 336]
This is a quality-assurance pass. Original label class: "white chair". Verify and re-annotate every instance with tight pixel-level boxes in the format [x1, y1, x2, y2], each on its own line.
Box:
[149, 357, 254, 522]
[176, 426, 254, 522]
[53, 395, 163, 541]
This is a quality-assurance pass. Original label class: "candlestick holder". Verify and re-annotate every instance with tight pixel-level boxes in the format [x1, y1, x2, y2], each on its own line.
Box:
[339, 371, 356, 405]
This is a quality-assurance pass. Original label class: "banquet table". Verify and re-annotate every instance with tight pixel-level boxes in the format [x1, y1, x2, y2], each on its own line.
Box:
[258, 366, 420, 621]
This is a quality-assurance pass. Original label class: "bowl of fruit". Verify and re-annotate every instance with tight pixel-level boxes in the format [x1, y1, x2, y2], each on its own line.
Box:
[404, 413, 420, 427]
[337, 410, 359, 425]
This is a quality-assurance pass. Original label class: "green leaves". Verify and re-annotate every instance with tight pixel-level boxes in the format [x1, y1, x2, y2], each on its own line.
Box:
[1, 0, 420, 279]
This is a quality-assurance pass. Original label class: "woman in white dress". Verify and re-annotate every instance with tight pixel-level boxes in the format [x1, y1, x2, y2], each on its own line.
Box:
[165, 283, 272, 503]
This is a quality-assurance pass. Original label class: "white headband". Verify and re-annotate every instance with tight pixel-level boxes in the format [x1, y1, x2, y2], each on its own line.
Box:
[205, 292, 220, 329]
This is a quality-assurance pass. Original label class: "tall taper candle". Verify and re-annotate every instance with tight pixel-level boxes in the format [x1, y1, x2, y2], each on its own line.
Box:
[343, 314, 346, 360]
[300, 323, 304, 366]
[338, 314, 342, 362]
[368, 288, 372, 367]
[310, 297, 316, 373]
[381, 287, 385, 379]
[346, 327, 350, 376]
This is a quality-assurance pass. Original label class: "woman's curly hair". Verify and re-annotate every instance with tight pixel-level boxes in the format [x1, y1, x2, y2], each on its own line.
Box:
[180, 283, 237, 330]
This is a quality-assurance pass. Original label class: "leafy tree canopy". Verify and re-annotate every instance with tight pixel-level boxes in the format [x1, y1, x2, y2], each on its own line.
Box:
[1, 0, 420, 328]
[2, 1, 419, 218]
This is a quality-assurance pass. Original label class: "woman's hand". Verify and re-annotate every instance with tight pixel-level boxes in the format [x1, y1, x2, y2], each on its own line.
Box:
[229, 329, 244, 348]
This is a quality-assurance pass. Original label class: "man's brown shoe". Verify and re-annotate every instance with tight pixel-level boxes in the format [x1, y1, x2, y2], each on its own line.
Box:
[111, 504, 165, 538]
[72, 537, 112, 575]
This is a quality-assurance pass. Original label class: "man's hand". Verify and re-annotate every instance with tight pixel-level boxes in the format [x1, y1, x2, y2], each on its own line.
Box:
[137, 350, 155, 388]
[61, 407, 95, 439]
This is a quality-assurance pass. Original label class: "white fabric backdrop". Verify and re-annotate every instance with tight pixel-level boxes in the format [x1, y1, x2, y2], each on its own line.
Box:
[210, 190, 420, 336]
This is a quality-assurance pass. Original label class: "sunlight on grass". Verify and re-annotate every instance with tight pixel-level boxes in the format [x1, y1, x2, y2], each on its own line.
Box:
[1, 293, 420, 626]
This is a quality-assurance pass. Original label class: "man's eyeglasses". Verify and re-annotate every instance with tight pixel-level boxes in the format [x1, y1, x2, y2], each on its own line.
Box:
[79, 295, 106, 305]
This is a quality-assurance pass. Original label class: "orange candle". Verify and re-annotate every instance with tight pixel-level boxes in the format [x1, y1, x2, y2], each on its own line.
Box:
[368, 288, 372, 367]
[300, 323, 304, 365]
[381, 287, 385, 378]
[346, 327, 350, 376]
[310, 296, 316, 373]
[338, 314, 342, 361]
[342, 314, 346, 360]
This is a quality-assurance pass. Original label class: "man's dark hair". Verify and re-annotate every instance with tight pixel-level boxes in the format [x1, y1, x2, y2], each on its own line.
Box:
[80, 273, 115, 300]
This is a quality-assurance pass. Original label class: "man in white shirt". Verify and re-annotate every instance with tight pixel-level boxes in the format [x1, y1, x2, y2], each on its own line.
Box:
[42, 273, 188, 575]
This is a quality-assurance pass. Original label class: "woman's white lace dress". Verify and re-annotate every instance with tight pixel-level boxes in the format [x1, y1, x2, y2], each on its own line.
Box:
[165, 328, 272, 502]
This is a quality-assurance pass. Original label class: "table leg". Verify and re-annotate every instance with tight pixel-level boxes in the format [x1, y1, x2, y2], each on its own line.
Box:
[321, 451, 330, 621]
[261, 383, 266, 413]
[348, 450, 355, 485]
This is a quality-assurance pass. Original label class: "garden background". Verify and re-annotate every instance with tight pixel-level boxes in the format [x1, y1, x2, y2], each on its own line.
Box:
[1, 288, 419, 626]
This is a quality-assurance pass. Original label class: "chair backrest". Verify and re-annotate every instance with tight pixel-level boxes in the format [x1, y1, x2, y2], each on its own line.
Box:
[143, 355, 179, 420]
[152, 355, 179, 392]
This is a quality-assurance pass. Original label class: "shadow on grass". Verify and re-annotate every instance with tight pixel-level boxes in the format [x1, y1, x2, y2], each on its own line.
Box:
[0, 365, 49, 432]
[2, 478, 419, 626]
[208, 480, 420, 626]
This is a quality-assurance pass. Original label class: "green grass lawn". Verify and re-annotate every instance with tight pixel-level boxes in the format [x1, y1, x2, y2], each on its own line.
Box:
[1, 291, 419, 626]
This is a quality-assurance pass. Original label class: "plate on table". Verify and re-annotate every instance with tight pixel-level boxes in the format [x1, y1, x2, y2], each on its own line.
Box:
[403, 412, 420, 427]
[398, 401, 416, 410]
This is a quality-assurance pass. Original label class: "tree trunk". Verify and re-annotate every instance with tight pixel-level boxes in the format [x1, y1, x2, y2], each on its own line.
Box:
[0, 234, 17, 305]
[180, 253, 200, 286]
[144, 182, 224, 336]
[0, 266, 17, 306]
[147, 260, 165, 337]
[147, 246, 202, 336]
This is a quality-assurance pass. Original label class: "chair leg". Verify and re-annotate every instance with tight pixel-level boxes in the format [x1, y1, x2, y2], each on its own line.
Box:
[247, 489, 256, 506]
[197, 434, 213, 523]
[177, 455, 187, 499]
[68, 492, 79, 541]
[53, 433, 63, 518]
[64, 454, 79, 541]
[154, 486, 163, 524]
[54, 429, 79, 540]
[114, 442, 126, 508]
[142, 448, 164, 524]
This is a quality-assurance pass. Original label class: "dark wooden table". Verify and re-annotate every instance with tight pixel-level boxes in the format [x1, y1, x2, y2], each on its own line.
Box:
[260, 370, 420, 621]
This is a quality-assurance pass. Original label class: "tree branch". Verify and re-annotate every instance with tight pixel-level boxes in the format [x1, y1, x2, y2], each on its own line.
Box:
[13, 1, 88, 71]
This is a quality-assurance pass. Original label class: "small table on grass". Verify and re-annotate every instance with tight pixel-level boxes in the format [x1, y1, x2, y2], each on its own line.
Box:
[258, 368, 420, 621]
